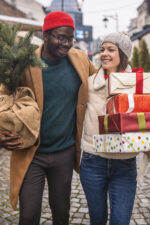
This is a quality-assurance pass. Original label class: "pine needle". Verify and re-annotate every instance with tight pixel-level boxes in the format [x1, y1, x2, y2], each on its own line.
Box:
[0, 22, 46, 93]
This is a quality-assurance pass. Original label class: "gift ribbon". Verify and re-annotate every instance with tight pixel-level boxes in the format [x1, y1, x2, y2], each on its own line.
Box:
[104, 114, 120, 133]
[132, 68, 144, 94]
[136, 71, 143, 94]
[126, 94, 135, 113]
[137, 113, 146, 131]
[104, 115, 108, 133]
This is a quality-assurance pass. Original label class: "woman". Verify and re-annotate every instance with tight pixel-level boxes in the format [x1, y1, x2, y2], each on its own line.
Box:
[80, 32, 137, 225]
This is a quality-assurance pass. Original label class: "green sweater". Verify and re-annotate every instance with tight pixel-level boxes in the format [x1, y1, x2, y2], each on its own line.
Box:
[37, 55, 81, 153]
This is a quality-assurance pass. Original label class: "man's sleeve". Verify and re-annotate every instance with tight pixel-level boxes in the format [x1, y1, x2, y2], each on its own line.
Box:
[89, 59, 98, 76]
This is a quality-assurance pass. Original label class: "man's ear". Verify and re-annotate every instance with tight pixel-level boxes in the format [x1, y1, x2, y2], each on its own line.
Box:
[43, 32, 48, 42]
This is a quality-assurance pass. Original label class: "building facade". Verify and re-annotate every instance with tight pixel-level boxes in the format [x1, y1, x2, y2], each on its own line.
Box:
[129, 0, 150, 56]
[4, 0, 45, 22]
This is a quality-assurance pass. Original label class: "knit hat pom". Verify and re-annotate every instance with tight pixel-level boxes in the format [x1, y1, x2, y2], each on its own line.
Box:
[43, 11, 75, 32]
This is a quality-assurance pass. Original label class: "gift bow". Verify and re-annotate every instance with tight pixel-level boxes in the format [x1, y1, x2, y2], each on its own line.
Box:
[120, 68, 144, 94]
[119, 68, 144, 73]
[132, 68, 144, 73]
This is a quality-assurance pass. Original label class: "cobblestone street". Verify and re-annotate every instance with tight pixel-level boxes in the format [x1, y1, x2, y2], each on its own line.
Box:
[0, 149, 150, 225]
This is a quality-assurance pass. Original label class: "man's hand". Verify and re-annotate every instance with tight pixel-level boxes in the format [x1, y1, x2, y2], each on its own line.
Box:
[0, 131, 23, 151]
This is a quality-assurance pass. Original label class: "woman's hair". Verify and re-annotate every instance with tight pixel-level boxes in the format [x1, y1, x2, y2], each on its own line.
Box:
[117, 47, 128, 72]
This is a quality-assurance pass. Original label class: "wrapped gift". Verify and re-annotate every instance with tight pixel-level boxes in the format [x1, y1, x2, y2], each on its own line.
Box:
[106, 69, 150, 98]
[98, 112, 150, 134]
[93, 132, 150, 153]
[106, 94, 150, 114]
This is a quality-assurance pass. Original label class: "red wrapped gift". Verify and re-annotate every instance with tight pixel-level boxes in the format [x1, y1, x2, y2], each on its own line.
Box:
[98, 112, 150, 134]
[106, 94, 150, 114]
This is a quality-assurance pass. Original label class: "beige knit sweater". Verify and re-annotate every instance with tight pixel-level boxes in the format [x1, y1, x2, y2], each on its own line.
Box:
[81, 66, 138, 159]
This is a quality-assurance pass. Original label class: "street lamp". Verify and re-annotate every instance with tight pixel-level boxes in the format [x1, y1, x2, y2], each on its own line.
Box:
[61, 0, 64, 11]
[77, 0, 85, 10]
[102, 13, 119, 32]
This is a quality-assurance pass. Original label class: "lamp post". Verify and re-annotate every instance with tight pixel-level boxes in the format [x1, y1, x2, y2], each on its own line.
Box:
[102, 13, 119, 32]
[61, 0, 64, 11]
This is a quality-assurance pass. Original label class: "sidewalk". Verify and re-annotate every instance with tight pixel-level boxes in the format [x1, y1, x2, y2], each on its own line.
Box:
[0, 149, 150, 225]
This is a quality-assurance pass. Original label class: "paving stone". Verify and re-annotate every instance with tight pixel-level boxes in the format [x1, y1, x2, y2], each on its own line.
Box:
[140, 203, 150, 207]
[71, 218, 82, 224]
[82, 219, 90, 225]
[129, 221, 136, 225]
[71, 202, 81, 208]
[83, 213, 90, 220]
[78, 207, 89, 213]
[135, 218, 149, 224]
[40, 218, 47, 224]
[146, 219, 150, 224]
[133, 214, 144, 219]
[43, 221, 52, 225]
[0, 149, 150, 225]
[42, 213, 51, 219]
[71, 198, 80, 203]
[143, 212, 150, 218]
[70, 207, 78, 213]
[73, 212, 84, 218]
[139, 208, 149, 213]
[80, 199, 87, 204]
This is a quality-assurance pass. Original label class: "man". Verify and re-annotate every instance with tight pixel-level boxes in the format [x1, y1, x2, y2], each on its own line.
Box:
[0, 11, 96, 225]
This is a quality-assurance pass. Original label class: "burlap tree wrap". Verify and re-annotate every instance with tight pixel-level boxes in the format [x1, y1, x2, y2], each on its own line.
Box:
[0, 86, 40, 149]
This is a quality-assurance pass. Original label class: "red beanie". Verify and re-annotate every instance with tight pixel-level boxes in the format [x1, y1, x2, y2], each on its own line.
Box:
[43, 11, 75, 32]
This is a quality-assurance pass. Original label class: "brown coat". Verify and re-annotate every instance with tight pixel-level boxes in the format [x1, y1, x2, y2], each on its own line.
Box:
[8, 45, 96, 210]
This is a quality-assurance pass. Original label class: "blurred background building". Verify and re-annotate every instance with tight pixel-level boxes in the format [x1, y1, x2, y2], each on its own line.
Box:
[0, 0, 150, 67]
[128, 0, 150, 54]
[44, 0, 93, 58]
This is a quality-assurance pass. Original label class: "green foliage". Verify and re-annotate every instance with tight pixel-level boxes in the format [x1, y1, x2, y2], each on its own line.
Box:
[131, 47, 139, 68]
[130, 40, 150, 72]
[0, 22, 46, 93]
[139, 39, 150, 72]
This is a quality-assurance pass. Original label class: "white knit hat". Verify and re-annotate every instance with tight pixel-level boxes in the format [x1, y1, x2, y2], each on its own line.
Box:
[102, 32, 132, 58]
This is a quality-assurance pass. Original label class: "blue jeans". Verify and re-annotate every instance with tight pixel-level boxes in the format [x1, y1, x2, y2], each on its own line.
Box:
[80, 152, 137, 225]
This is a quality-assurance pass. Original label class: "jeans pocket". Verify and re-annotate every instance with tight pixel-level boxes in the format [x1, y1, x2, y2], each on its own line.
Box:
[121, 157, 136, 164]
[80, 152, 95, 171]
[82, 152, 94, 160]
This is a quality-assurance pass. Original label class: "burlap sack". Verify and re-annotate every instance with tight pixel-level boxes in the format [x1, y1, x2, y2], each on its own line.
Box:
[0, 86, 41, 149]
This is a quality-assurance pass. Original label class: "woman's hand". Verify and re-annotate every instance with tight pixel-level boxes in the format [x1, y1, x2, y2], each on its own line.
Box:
[144, 152, 150, 157]
[0, 131, 23, 151]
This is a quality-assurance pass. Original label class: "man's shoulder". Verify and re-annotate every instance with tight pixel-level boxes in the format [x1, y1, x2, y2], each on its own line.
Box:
[35, 44, 43, 57]
[69, 48, 88, 57]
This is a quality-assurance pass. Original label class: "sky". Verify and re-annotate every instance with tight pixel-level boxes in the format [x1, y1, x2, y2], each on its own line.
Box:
[36, 0, 143, 39]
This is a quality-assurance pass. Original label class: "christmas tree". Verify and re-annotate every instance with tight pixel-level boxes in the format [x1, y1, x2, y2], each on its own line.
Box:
[131, 47, 139, 68]
[139, 39, 150, 72]
[0, 22, 46, 93]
